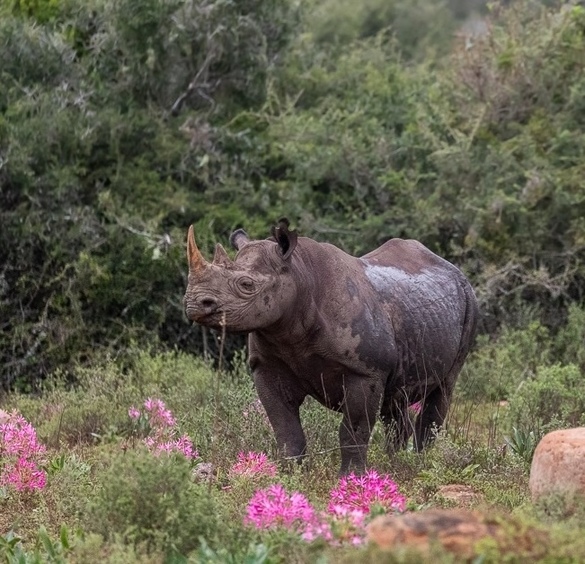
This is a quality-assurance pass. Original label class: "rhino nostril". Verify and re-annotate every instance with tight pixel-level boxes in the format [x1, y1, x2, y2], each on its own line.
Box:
[200, 297, 218, 312]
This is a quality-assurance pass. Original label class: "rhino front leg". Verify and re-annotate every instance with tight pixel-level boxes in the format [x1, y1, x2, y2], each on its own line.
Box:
[253, 370, 307, 464]
[338, 376, 383, 475]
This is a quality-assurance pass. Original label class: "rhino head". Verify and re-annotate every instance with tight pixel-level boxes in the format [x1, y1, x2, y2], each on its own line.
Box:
[183, 219, 299, 333]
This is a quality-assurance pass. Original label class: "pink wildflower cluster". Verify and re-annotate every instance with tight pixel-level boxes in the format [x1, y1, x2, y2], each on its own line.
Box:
[303, 504, 367, 546]
[231, 451, 277, 478]
[0, 410, 47, 491]
[328, 469, 406, 514]
[245, 484, 315, 530]
[244, 469, 406, 546]
[128, 398, 197, 460]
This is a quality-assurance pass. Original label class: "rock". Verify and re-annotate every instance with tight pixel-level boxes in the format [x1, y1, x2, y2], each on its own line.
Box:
[529, 427, 585, 513]
[366, 509, 500, 559]
[192, 462, 215, 482]
[435, 484, 482, 507]
[367, 508, 549, 560]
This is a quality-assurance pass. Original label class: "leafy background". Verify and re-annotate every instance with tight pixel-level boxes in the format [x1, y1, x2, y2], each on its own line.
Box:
[3, 0, 584, 391]
[3, 0, 585, 561]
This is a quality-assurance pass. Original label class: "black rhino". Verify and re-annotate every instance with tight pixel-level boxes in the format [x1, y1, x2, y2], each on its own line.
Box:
[184, 219, 478, 475]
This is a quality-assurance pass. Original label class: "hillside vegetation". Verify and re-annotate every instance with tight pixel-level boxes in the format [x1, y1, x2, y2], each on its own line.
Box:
[3, 0, 585, 561]
[2, 0, 584, 388]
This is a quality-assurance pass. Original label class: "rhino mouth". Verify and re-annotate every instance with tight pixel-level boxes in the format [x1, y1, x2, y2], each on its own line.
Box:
[195, 311, 232, 332]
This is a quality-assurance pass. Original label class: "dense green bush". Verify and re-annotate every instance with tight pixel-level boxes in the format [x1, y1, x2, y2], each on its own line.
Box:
[0, 0, 297, 388]
[85, 449, 220, 557]
[457, 321, 551, 401]
[507, 363, 585, 435]
[2, 0, 585, 391]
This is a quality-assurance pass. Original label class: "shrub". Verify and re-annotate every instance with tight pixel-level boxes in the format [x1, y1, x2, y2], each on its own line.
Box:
[507, 363, 585, 435]
[85, 449, 220, 557]
[554, 304, 585, 371]
[457, 321, 550, 402]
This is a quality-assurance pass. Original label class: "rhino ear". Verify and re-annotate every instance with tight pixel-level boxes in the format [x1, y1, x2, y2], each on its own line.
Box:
[230, 228, 250, 251]
[213, 243, 232, 267]
[271, 217, 298, 261]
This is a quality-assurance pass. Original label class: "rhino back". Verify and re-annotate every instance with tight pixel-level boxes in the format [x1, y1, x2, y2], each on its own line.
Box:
[250, 237, 476, 401]
[359, 238, 477, 392]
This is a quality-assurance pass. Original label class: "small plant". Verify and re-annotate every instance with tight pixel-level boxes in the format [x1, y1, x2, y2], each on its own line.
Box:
[0, 526, 80, 563]
[328, 469, 406, 514]
[196, 538, 271, 564]
[0, 409, 47, 492]
[507, 364, 585, 434]
[128, 398, 198, 460]
[231, 451, 278, 478]
[505, 426, 538, 463]
[245, 484, 315, 531]
[86, 449, 219, 557]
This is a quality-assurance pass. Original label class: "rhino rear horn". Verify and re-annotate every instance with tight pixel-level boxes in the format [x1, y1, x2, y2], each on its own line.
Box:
[187, 225, 207, 272]
[213, 243, 232, 266]
[272, 217, 298, 260]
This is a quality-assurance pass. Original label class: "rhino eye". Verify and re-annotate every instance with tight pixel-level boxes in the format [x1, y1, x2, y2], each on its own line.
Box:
[237, 277, 256, 294]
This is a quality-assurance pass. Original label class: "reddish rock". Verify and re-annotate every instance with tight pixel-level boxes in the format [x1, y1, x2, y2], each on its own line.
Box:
[366, 509, 500, 559]
[529, 427, 585, 512]
[367, 509, 548, 560]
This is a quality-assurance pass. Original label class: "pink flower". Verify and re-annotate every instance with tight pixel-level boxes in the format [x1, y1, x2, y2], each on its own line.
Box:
[409, 401, 423, 415]
[128, 399, 197, 461]
[328, 470, 406, 515]
[303, 504, 368, 546]
[243, 472, 406, 547]
[3, 458, 47, 491]
[302, 518, 334, 543]
[174, 435, 198, 459]
[153, 435, 198, 459]
[144, 398, 176, 427]
[231, 452, 277, 478]
[245, 484, 315, 530]
[0, 411, 47, 492]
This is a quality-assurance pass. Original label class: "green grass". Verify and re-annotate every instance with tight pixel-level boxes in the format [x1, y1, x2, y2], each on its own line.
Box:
[2, 339, 585, 562]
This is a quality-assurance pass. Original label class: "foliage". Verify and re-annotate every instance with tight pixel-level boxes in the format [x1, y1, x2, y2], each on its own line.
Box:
[305, 0, 459, 61]
[553, 303, 585, 371]
[457, 321, 551, 401]
[1, 344, 585, 560]
[85, 448, 219, 558]
[2, 0, 585, 390]
[507, 363, 585, 434]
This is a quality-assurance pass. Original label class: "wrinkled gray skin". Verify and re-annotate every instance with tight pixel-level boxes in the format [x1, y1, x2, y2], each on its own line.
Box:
[184, 219, 478, 475]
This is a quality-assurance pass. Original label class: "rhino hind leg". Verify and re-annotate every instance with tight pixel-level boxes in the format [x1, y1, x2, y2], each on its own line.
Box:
[338, 377, 384, 476]
[413, 383, 454, 450]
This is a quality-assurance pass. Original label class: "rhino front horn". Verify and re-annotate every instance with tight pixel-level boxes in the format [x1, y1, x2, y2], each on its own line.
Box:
[187, 225, 207, 272]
